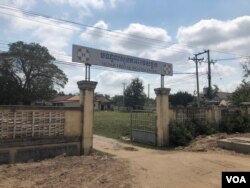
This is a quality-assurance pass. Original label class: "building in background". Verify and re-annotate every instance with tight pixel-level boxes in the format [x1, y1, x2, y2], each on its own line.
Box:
[50, 95, 113, 110]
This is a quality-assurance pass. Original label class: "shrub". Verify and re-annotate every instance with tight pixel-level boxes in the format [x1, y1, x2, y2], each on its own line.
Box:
[169, 121, 194, 146]
[169, 120, 218, 147]
[219, 111, 250, 133]
[170, 110, 250, 147]
[191, 119, 217, 136]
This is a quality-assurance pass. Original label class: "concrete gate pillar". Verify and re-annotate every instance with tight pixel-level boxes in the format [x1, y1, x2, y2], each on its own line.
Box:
[77, 80, 97, 155]
[154, 88, 171, 147]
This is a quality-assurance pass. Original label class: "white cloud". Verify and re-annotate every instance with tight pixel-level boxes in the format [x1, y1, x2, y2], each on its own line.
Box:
[95, 70, 134, 95]
[139, 43, 193, 65]
[80, 21, 172, 55]
[218, 80, 242, 93]
[44, 0, 122, 17]
[44, 0, 104, 9]
[109, 0, 122, 8]
[1, 0, 36, 9]
[177, 16, 250, 55]
[80, 20, 108, 41]
[112, 23, 171, 53]
[80, 21, 195, 76]
[0, 8, 80, 52]
[211, 63, 236, 76]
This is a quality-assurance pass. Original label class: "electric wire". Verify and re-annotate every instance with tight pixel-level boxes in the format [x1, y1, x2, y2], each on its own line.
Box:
[1, 5, 250, 59]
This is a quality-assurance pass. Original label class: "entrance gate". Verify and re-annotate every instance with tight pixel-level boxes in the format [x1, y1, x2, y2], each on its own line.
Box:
[130, 110, 156, 145]
[72, 44, 173, 153]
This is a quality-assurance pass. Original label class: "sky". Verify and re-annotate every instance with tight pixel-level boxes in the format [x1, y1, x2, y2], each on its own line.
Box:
[0, 0, 250, 98]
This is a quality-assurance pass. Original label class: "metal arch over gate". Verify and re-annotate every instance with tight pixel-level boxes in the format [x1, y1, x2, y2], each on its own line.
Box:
[130, 110, 157, 145]
[72, 44, 173, 88]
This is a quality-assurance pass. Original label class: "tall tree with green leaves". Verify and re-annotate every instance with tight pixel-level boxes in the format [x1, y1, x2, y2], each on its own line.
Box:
[112, 95, 124, 106]
[231, 80, 250, 105]
[0, 41, 68, 105]
[169, 91, 194, 107]
[230, 59, 250, 105]
[124, 78, 146, 109]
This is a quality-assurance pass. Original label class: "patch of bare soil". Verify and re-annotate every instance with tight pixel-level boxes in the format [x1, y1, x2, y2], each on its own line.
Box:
[94, 135, 250, 188]
[184, 133, 250, 152]
[0, 153, 132, 188]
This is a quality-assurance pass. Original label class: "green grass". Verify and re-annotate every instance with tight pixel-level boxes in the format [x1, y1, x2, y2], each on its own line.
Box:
[94, 111, 131, 139]
[94, 111, 174, 150]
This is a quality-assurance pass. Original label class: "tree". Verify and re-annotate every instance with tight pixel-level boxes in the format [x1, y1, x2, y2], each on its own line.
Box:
[169, 91, 194, 107]
[124, 78, 146, 109]
[112, 95, 123, 106]
[104, 94, 110, 100]
[0, 41, 68, 105]
[229, 59, 250, 106]
[230, 80, 250, 105]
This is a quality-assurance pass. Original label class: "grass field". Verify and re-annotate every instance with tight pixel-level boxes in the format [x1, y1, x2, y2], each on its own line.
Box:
[94, 111, 131, 139]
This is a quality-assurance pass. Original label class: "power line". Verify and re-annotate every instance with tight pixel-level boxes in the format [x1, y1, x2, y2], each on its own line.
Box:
[0, 5, 193, 57]
[1, 5, 250, 59]
[0, 5, 171, 45]
[213, 57, 249, 61]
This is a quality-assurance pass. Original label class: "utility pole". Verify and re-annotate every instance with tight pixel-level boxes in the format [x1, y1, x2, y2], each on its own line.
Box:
[189, 55, 204, 107]
[193, 49, 214, 98]
[205, 49, 212, 98]
[122, 82, 126, 106]
[148, 84, 150, 99]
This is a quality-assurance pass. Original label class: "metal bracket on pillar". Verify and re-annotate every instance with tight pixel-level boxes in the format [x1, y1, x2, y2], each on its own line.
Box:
[85, 63, 91, 81]
[161, 75, 165, 88]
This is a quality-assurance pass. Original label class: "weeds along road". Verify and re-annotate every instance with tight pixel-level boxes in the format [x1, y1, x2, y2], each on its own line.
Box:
[94, 135, 250, 188]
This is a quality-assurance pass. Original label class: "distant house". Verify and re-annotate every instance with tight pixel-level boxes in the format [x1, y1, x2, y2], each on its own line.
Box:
[51, 95, 74, 106]
[94, 95, 113, 111]
[201, 91, 232, 106]
[50, 95, 113, 110]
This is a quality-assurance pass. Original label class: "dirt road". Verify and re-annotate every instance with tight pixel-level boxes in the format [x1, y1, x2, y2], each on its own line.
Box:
[0, 152, 132, 188]
[0, 135, 249, 188]
[94, 135, 250, 188]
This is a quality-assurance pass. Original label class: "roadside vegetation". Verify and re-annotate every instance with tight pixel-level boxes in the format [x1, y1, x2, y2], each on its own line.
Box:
[94, 110, 250, 147]
[170, 111, 250, 147]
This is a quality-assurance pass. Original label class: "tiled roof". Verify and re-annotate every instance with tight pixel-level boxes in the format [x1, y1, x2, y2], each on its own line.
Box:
[51, 95, 73, 102]
[95, 96, 111, 103]
[67, 96, 80, 101]
[51, 95, 112, 103]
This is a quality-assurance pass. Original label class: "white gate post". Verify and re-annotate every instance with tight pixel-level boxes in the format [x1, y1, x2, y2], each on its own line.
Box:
[154, 88, 171, 146]
[77, 80, 97, 155]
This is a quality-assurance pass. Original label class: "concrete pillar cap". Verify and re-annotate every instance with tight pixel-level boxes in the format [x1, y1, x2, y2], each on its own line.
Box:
[154, 88, 171, 95]
[77, 80, 98, 90]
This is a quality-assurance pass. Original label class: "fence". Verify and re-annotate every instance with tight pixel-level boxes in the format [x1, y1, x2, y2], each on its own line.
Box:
[173, 107, 207, 124]
[0, 106, 82, 164]
[0, 111, 65, 140]
[170, 106, 250, 124]
[130, 110, 156, 145]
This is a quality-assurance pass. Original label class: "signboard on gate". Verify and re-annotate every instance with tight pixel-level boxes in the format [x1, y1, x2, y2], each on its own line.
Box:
[72, 44, 173, 76]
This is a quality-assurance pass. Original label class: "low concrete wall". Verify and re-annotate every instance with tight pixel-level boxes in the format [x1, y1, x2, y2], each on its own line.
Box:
[0, 106, 82, 164]
[0, 137, 81, 164]
[218, 137, 250, 154]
